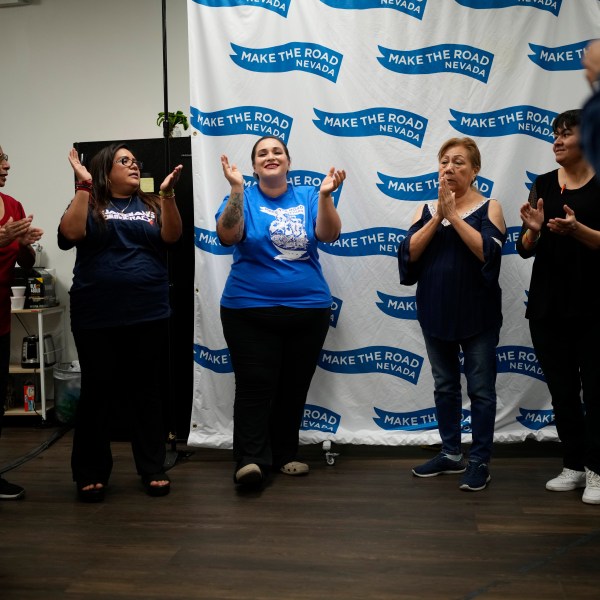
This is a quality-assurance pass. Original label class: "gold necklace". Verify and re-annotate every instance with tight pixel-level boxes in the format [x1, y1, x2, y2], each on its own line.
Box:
[109, 196, 133, 213]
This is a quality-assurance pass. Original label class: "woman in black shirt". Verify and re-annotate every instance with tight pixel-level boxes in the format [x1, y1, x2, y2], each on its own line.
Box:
[517, 109, 600, 505]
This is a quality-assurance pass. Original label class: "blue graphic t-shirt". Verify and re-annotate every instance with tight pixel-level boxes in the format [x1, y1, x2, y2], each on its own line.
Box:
[58, 196, 171, 330]
[216, 184, 332, 308]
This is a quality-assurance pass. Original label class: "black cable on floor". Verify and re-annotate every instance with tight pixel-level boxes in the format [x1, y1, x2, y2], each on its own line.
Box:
[0, 424, 72, 475]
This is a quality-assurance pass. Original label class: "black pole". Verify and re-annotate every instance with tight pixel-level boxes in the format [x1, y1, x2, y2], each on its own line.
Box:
[161, 0, 178, 462]
[162, 0, 171, 167]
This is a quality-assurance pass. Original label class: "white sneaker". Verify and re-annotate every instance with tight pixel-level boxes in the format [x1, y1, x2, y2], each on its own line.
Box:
[582, 468, 600, 505]
[545, 468, 586, 491]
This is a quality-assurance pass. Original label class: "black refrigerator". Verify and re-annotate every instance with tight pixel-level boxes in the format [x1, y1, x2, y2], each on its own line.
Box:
[74, 136, 194, 442]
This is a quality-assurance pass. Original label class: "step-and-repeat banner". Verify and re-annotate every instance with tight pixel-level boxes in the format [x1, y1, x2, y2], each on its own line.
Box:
[188, 0, 599, 448]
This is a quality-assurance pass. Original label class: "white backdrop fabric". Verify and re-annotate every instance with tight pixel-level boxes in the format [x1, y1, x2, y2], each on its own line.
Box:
[187, 0, 600, 449]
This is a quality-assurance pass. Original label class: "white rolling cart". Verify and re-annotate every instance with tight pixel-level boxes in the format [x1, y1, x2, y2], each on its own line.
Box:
[7, 306, 66, 422]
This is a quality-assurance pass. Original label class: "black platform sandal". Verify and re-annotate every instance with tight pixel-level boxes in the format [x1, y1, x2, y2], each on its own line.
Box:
[141, 473, 171, 497]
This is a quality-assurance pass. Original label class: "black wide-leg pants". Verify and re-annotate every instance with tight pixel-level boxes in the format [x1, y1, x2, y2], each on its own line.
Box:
[530, 317, 600, 474]
[220, 306, 330, 474]
[71, 319, 169, 485]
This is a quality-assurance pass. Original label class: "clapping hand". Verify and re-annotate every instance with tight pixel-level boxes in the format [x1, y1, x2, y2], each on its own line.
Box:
[519, 198, 544, 234]
[160, 164, 183, 195]
[221, 155, 244, 188]
[548, 204, 578, 235]
[320, 167, 346, 196]
[437, 174, 457, 220]
[0, 215, 43, 248]
[68, 148, 92, 182]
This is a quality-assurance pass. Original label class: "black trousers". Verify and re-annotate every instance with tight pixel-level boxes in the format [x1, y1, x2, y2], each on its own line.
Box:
[530, 317, 600, 474]
[71, 319, 169, 485]
[220, 306, 331, 473]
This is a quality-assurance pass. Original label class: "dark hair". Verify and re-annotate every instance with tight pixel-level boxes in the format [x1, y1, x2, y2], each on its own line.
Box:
[250, 136, 290, 165]
[552, 109, 581, 134]
[88, 143, 160, 224]
[437, 137, 481, 174]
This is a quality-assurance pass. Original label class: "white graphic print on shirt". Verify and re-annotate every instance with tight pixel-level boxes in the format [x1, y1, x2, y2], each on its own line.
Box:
[260, 205, 309, 261]
[104, 209, 156, 225]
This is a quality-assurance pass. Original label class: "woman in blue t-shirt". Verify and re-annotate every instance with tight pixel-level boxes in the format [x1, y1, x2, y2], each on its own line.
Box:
[398, 137, 506, 492]
[216, 135, 345, 486]
[59, 144, 182, 502]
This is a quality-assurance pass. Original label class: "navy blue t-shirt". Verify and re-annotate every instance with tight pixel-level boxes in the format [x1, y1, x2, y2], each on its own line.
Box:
[58, 196, 170, 330]
[399, 199, 505, 341]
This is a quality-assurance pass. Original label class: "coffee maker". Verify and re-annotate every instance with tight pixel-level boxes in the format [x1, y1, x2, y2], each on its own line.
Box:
[21, 334, 56, 369]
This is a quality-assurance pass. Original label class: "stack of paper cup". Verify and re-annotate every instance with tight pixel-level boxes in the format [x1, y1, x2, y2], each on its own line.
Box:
[11, 286, 26, 310]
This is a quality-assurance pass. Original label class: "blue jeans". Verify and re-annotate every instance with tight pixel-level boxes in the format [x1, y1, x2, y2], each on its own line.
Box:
[422, 326, 500, 464]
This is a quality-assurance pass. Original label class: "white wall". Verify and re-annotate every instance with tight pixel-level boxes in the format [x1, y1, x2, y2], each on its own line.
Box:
[0, 0, 190, 360]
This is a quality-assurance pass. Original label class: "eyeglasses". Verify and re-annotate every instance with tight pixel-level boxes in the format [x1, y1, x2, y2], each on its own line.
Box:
[0, 154, 8, 162]
[114, 156, 143, 170]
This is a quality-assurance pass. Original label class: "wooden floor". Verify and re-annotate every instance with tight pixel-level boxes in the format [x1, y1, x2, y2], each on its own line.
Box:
[1, 422, 600, 600]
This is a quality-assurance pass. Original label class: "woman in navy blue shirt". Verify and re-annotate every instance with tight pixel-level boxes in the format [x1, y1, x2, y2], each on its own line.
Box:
[216, 135, 344, 487]
[59, 145, 182, 502]
[399, 137, 506, 492]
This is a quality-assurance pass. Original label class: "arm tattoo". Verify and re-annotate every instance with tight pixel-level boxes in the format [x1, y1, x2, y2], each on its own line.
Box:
[220, 192, 244, 239]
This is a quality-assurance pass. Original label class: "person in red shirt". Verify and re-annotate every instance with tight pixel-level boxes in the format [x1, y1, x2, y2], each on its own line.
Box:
[0, 146, 43, 500]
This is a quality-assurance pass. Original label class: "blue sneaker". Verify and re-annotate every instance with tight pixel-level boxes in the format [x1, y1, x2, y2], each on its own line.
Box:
[459, 461, 491, 491]
[412, 453, 466, 477]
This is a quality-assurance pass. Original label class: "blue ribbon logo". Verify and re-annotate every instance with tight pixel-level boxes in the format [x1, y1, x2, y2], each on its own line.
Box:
[190, 105, 293, 143]
[288, 170, 344, 207]
[449, 106, 558, 143]
[453, 0, 561, 16]
[379, 44, 493, 83]
[529, 40, 590, 72]
[373, 407, 472, 431]
[319, 346, 424, 384]
[319, 227, 406, 257]
[377, 171, 494, 201]
[195, 227, 233, 255]
[502, 226, 522, 256]
[191, 0, 290, 17]
[319, 0, 427, 19]
[301, 404, 341, 433]
[516, 408, 555, 431]
[375, 291, 418, 320]
[496, 345, 545, 382]
[313, 107, 427, 148]
[230, 42, 342, 82]
[244, 170, 344, 207]
[194, 344, 233, 373]
[330, 296, 343, 328]
[525, 171, 538, 191]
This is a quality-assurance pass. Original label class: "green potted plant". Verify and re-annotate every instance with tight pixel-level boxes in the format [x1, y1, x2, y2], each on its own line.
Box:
[156, 110, 190, 137]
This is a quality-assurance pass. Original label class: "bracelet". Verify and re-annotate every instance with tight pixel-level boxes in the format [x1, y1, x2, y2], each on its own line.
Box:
[524, 229, 540, 244]
[75, 179, 93, 193]
[159, 190, 175, 198]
